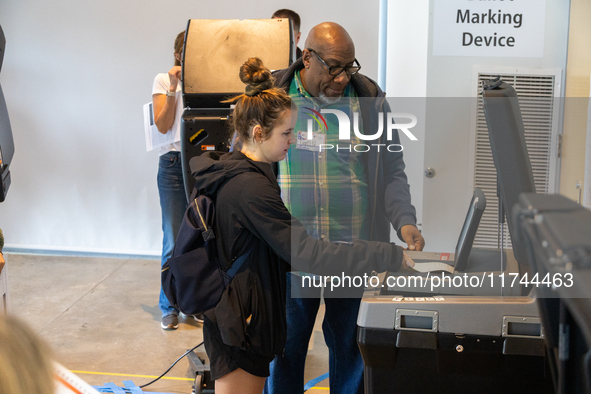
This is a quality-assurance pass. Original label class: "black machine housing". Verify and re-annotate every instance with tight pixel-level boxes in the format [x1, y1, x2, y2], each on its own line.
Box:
[515, 193, 591, 394]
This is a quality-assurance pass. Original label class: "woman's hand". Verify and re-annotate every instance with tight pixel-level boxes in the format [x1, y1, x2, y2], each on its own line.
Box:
[399, 252, 416, 272]
[168, 66, 182, 91]
[153, 66, 182, 134]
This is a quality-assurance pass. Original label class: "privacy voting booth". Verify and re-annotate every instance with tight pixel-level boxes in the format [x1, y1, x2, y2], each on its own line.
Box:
[180, 19, 295, 199]
[357, 79, 554, 393]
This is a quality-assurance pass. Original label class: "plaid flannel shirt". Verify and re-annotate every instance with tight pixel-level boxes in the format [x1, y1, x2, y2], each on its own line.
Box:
[278, 70, 369, 246]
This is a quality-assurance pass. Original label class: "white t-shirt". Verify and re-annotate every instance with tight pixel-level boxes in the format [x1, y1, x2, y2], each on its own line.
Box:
[152, 73, 183, 156]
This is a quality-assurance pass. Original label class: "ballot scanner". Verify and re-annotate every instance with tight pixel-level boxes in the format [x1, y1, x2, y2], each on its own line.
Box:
[180, 18, 295, 199]
[357, 79, 554, 393]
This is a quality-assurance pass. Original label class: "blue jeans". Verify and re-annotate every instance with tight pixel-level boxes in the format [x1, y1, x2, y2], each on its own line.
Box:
[157, 151, 188, 317]
[264, 273, 364, 394]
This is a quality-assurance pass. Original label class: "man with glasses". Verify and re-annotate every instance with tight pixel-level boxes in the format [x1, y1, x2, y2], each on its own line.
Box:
[265, 22, 424, 394]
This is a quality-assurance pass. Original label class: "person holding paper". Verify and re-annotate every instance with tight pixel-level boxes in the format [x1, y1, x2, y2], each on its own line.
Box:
[151, 31, 192, 330]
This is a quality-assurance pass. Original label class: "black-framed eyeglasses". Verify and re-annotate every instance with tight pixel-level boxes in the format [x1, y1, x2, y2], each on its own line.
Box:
[307, 48, 361, 76]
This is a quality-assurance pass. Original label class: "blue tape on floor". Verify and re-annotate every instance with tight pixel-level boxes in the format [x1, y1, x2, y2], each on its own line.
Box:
[304, 372, 329, 392]
[122, 381, 143, 394]
[92, 380, 174, 394]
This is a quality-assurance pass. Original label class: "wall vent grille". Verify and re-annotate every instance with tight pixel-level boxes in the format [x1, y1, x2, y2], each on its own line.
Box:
[474, 73, 556, 249]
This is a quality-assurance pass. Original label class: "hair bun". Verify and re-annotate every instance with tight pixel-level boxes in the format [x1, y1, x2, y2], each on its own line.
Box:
[239, 57, 274, 95]
[245, 79, 273, 96]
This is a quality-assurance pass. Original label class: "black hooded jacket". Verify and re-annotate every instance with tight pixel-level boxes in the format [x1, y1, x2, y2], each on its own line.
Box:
[191, 151, 404, 357]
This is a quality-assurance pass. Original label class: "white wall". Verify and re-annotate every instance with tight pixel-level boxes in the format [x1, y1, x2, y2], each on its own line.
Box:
[0, 0, 379, 256]
[384, 0, 430, 230]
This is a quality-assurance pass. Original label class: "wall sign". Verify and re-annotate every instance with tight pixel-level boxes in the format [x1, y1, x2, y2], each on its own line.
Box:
[433, 0, 547, 57]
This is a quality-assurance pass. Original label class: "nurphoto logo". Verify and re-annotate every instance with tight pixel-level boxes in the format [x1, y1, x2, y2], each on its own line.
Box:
[303, 108, 418, 153]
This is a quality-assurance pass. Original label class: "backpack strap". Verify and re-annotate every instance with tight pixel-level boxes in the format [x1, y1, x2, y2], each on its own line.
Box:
[194, 197, 215, 242]
[225, 245, 255, 279]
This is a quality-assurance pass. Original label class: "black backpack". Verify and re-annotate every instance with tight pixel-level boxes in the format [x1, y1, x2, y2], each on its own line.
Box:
[161, 193, 251, 316]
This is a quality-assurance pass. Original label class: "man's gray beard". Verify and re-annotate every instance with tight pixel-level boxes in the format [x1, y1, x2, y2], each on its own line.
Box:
[318, 92, 342, 104]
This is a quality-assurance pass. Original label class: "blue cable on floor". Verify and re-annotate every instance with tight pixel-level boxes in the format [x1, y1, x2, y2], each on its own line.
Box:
[304, 372, 329, 392]
[93, 380, 173, 394]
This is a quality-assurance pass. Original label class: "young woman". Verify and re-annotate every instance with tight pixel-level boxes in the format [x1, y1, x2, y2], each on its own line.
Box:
[191, 58, 414, 394]
[151, 31, 191, 330]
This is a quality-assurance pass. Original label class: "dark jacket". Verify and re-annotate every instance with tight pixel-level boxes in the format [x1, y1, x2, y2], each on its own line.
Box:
[273, 58, 417, 242]
[191, 151, 404, 357]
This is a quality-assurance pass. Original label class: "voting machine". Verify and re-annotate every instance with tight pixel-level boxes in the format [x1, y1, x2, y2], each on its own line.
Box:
[515, 193, 591, 394]
[357, 79, 554, 393]
[180, 19, 295, 199]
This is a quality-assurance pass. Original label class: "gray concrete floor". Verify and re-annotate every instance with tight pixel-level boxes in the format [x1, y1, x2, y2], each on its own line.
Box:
[4, 253, 330, 393]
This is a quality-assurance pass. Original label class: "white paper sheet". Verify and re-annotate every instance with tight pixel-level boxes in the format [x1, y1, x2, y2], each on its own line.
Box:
[143, 102, 177, 152]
